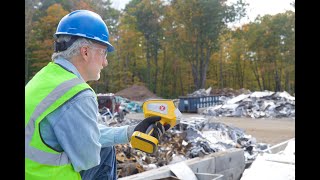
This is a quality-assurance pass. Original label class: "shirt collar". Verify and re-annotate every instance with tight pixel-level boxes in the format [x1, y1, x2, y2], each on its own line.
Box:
[54, 57, 85, 81]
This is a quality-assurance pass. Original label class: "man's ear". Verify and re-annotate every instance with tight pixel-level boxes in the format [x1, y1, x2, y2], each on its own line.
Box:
[80, 46, 89, 61]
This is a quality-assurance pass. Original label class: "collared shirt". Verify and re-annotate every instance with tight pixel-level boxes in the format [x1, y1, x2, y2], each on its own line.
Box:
[39, 57, 129, 172]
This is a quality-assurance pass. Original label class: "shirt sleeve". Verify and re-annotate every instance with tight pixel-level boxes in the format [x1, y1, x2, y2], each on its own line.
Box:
[48, 91, 101, 172]
[97, 123, 130, 147]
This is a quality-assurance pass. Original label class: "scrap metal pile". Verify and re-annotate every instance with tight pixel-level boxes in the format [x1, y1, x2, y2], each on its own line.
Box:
[109, 116, 269, 178]
[188, 87, 251, 97]
[202, 90, 295, 118]
[97, 87, 294, 178]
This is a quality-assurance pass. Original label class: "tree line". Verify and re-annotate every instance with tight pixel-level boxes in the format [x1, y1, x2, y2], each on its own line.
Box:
[25, 0, 295, 98]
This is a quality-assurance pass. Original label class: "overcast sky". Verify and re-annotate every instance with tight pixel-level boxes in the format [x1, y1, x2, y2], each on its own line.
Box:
[110, 0, 295, 27]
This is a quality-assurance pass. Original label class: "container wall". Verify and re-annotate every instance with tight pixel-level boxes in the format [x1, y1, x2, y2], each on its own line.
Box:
[178, 96, 221, 113]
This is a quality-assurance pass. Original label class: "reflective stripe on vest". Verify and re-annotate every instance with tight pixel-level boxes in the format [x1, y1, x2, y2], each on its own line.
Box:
[25, 78, 84, 165]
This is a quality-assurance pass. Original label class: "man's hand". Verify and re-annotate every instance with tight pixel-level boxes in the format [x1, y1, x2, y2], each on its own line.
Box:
[128, 116, 170, 141]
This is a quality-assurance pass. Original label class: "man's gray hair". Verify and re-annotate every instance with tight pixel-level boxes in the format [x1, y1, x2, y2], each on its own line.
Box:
[51, 35, 93, 61]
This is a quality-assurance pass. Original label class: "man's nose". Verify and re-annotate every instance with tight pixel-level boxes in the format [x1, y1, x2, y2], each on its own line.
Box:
[103, 58, 108, 67]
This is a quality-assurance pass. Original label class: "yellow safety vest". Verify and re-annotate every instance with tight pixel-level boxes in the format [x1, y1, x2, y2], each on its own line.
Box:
[25, 62, 94, 180]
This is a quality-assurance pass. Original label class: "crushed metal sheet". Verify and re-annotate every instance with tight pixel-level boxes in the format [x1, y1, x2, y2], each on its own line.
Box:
[110, 112, 274, 178]
[202, 90, 295, 118]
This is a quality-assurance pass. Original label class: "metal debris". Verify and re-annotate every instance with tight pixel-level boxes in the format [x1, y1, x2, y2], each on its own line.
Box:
[202, 90, 295, 118]
[187, 87, 212, 97]
[111, 116, 268, 178]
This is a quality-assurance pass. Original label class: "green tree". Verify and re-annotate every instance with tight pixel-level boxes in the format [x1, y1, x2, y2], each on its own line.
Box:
[170, 0, 247, 91]
[242, 10, 295, 93]
[27, 4, 69, 80]
[125, 0, 164, 93]
[25, 0, 41, 83]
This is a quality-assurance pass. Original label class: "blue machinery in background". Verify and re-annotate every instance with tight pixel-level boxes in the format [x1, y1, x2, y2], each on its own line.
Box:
[178, 96, 222, 113]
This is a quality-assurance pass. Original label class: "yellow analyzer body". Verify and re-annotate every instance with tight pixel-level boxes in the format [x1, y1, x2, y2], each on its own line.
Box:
[130, 99, 182, 154]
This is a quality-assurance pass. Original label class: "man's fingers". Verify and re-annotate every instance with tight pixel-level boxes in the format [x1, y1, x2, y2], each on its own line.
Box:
[134, 116, 162, 132]
[150, 122, 170, 139]
[134, 116, 170, 139]
[164, 124, 170, 131]
[151, 124, 160, 139]
[155, 122, 165, 133]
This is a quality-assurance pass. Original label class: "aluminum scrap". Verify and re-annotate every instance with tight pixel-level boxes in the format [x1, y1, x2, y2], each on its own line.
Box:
[202, 90, 295, 118]
[187, 87, 212, 97]
[111, 115, 268, 178]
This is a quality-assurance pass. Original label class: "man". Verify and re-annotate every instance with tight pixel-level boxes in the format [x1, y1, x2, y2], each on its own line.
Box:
[25, 10, 168, 180]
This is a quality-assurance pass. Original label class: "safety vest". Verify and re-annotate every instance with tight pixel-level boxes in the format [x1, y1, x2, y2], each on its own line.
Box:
[25, 62, 94, 180]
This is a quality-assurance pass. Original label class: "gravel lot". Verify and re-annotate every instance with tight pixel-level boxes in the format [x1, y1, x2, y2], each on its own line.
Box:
[126, 113, 295, 146]
[206, 116, 295, 145]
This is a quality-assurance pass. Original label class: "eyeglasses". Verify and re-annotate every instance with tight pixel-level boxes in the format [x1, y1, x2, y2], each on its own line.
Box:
[89, 46, 108, 58]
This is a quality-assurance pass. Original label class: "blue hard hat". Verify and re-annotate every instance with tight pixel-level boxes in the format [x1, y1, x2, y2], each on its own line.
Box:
[55, 10, 114, 52]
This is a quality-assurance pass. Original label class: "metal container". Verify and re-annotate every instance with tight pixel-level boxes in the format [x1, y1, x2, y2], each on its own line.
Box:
[195, 173, 224, 180]
[178, 96, 221, 113]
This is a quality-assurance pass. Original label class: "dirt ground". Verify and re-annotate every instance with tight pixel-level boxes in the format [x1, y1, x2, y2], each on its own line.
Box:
[126, 113, 295, 146]
[206, 116, 295, 145]
[115, 85, 160, 101]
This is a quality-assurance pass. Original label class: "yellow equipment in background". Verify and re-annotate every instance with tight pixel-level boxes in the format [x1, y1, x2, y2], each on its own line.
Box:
[130, 99, 182, 154]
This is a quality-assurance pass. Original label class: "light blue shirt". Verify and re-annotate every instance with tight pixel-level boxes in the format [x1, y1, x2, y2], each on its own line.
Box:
[39, 57, 129, 172]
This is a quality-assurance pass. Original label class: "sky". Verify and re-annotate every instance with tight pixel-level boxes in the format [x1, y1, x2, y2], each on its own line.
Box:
[228, 0, 295, 27]
[110, 0, 295, 27]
